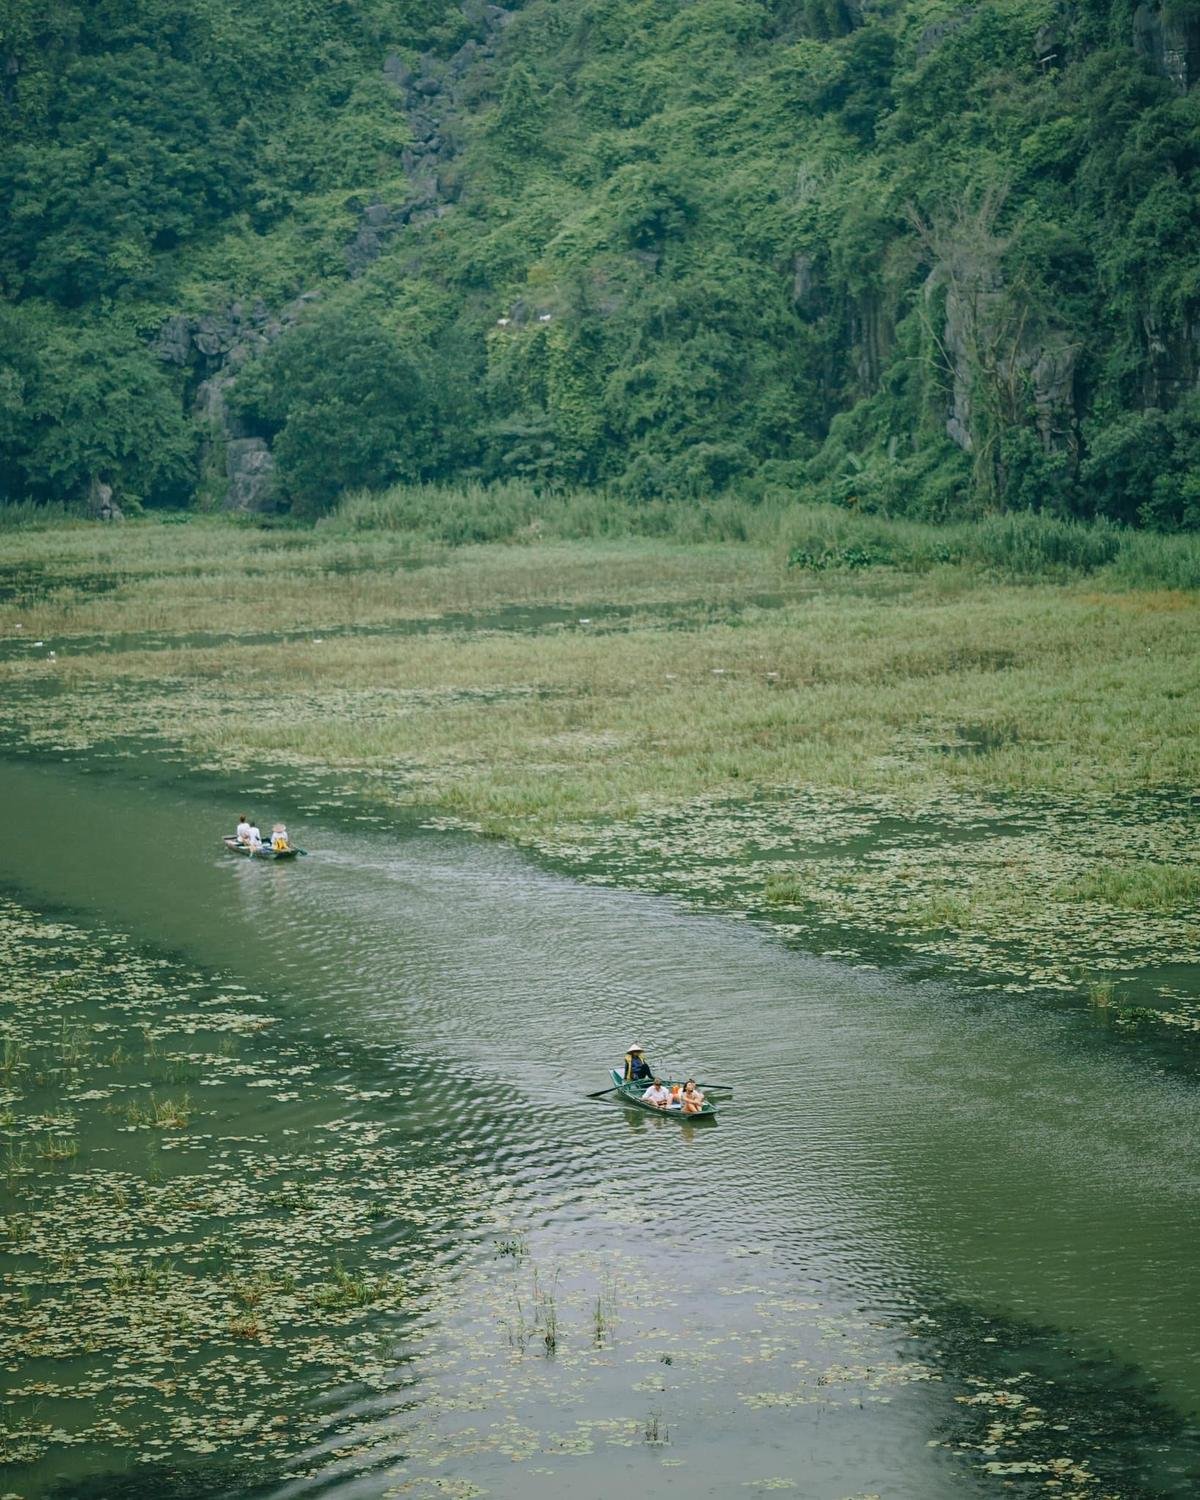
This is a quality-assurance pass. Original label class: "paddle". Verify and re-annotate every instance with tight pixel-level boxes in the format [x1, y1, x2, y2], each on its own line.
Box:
[585, 1086, 618, 1099]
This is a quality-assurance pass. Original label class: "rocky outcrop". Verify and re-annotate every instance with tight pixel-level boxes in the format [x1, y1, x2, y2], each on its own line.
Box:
[153, 292, 321, 511]
[225, 438, 276, 511]
[344, 179, 448, 277]
[791, 253, 815, 305]
[87, 478, 124, 522]
[1030, 344, 1078, 454]
[939, 275, 1078, 460]
[146, 0, 514, 510]
[1133, 2, 1200, 91]
[152, 299, 274, 367]
[351, 5, 513, 276]
[1141, 311, 1200, 407]
[851, 294, 893, 392]
[915, 5, 979, 60]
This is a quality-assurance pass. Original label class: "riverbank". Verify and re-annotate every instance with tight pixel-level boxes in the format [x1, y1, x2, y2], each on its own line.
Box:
[1, 509, 1197, 1034]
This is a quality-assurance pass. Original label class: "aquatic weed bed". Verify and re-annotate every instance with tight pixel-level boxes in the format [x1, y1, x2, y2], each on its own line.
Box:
[470, 783, 1200, 1044]
[6, 891, 1198, 1497]
[0, 895, 492, 1494]
[0, 527, 1197, 1056]
[2, 668, 1198, 1047]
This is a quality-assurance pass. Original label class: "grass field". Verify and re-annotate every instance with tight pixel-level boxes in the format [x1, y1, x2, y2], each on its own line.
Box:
[2, 501, 1198, 1026]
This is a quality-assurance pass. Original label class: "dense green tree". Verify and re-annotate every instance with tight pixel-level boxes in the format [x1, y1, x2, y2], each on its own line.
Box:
[231, 304, 436, 515]
[0, 306, 193, 506]
[3, 0, 1200, 524]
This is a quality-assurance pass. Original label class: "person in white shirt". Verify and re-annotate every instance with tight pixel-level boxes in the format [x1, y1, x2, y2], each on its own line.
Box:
[235, 813, 252, 844]
[641, 1079, 671, 1109]
[247, 821, 263, 852]
[271, 822, 290, 851]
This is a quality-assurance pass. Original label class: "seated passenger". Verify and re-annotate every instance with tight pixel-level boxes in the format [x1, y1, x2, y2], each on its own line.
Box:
[236, 813, 252, 844]
[681, 1078, 706, 1115]
[641, 1078, 671, 1109]
[271, 822, 290, 851]
[623, 1044, 653, 1083]
[668, 1083, 684, 1109]
[246, 821, 263, 852]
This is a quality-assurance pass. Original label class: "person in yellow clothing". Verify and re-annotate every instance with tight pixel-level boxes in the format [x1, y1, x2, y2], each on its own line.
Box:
[623, 1044, 653, 1083]
[271, 822, 291, 852]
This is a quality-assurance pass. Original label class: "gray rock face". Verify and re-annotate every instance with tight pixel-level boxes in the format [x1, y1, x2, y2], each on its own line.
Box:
[152, 301, 273, 369]
[1141, 311, 1200, 406]
[1133, 2, 1200, 91]
[88, 478, 124, 522]
[382, 53, 412, 89]
[1034, 19, 1066, 70]
[365, 0, 513, 279]
[915, 5, 979, 60]
[225, 438, 276, 512]
[152, 315, 194, 366]
[1031, 344, 1078, 453]
[152, 291, 322, 510]
[792, 253, 814, 305]
[940, 276, 1078, 461]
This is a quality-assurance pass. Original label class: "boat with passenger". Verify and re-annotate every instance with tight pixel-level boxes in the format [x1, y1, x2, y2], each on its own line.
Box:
[609, 1069, 718, 1119]
[222, 836, 303, 861]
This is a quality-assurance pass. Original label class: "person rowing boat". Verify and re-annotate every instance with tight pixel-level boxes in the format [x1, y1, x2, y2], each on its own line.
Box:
[623, 1043, 653, 1083]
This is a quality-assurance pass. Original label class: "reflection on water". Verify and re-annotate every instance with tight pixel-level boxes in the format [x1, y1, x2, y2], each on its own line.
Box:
[1, 754, 1199, 1497]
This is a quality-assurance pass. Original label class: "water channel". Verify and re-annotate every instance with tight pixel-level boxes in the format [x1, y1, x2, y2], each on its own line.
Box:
[1, 751, 1197, 1497]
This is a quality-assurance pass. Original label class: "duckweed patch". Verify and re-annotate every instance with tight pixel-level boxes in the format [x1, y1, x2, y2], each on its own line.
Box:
[917, 1301, 1200, 1498]
[0, 895, 495, 1492]
[534, 786, 1200, 1043]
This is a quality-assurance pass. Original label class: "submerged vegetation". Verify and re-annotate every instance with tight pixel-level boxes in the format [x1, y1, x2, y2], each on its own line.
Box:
[0, 896, 473, 1489]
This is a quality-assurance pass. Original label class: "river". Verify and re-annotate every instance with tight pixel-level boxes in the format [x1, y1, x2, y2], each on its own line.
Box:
[0, 751, 1197, 1497]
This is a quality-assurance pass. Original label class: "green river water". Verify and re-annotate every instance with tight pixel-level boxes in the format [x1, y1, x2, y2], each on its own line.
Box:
[0, 750, 1197, 1499]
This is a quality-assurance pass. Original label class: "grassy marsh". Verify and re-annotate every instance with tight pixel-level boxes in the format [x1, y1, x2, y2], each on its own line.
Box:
[1, 508, 1197, 1028]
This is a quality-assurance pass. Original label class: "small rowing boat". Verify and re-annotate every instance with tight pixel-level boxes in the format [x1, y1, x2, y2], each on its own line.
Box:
[608, 1069, 718, 1119]
[222, 836, 304, 861]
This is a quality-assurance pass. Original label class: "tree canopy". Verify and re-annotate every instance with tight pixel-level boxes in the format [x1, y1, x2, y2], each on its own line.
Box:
[2, 0, 1199, 526]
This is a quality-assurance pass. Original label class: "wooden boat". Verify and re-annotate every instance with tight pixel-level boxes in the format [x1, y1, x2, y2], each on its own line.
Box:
[222, 836, 303, 861]
[609, 1069, 718, 1119]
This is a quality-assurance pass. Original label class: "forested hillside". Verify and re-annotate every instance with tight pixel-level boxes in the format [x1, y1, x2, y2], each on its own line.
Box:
[2, 0, 1199, 526]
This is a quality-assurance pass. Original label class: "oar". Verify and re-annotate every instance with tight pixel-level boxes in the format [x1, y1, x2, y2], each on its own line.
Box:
[585, 1085, 618, 1099]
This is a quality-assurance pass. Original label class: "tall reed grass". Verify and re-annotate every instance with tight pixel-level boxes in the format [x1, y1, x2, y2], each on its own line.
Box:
[0, 499, 84, 530]
[327, 484, 1200, 588]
